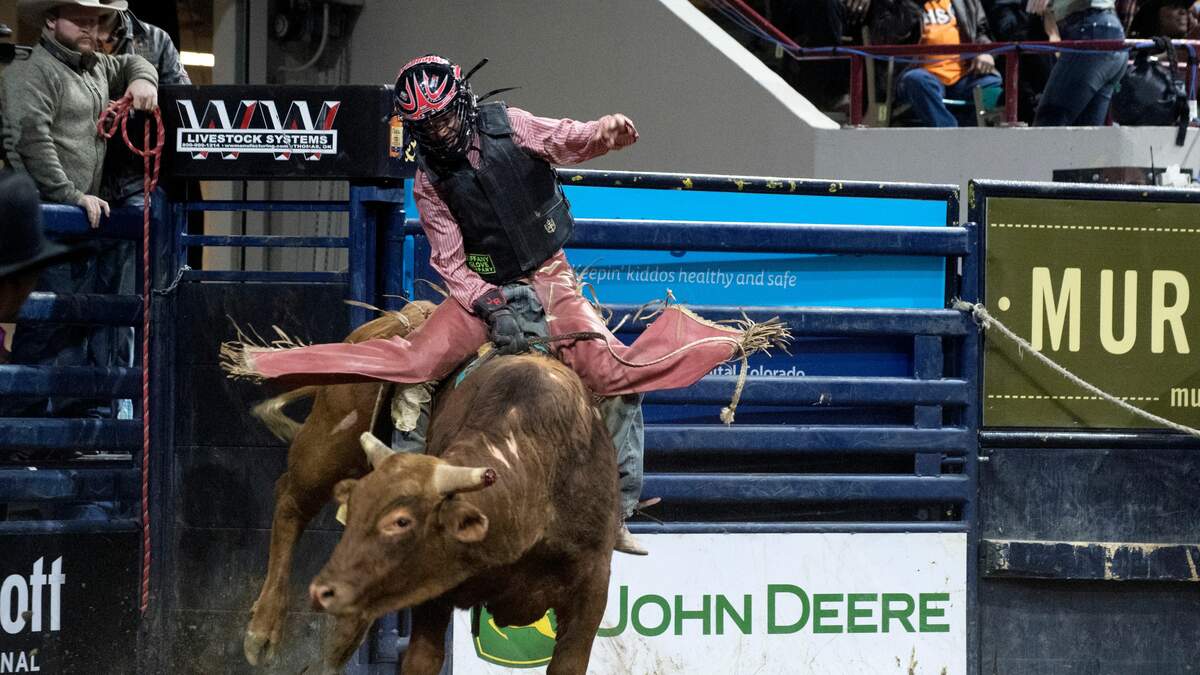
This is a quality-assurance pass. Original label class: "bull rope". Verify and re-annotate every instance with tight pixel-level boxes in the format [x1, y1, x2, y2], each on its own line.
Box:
[954, 299, 1200, 438]
[97, 94, 165, 614]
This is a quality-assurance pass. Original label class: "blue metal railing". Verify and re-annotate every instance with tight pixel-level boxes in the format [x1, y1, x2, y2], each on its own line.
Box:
[395, 170, 978, 535]
[163, 184, 406, 328]
[0, 204, 148, 532]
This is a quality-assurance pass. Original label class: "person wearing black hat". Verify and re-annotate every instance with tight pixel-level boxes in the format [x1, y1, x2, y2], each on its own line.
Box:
[0, 171, 79, 323]
[1129, 0, 1197, 36]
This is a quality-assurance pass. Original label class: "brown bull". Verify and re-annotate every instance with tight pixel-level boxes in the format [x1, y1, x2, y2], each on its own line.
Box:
[311, 353, 618, 675]
[242, 301, 436, 669]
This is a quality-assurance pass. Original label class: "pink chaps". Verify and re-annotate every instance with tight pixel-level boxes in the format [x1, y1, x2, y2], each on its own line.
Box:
[247, 252, 741, 396]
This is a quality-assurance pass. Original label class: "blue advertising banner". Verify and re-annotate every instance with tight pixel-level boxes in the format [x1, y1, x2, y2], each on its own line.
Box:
[560, 185, 948, 309]
[407, 183, 949, 309]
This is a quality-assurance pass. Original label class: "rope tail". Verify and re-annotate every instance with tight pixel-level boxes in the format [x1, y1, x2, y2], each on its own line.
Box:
[720, 313, 793, 425]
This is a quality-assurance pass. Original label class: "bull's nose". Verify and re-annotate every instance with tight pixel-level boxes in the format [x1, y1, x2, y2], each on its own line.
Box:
[309, 580, 342, 611]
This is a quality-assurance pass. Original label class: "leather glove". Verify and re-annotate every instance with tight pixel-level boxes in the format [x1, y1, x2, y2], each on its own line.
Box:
[472, 289, 528, 355]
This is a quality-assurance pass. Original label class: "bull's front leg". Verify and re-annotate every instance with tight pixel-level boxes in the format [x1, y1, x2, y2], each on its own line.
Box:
[547, 557, 613, 675]
[245, 473, 323, 666]
[246, 395, 371, 666]
[400, 600, 453, 675]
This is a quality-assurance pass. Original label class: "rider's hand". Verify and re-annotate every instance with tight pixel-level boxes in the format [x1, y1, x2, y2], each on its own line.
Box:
[595, 114, 638, 150]
[472, 289, 528, 355]
[77, 194, 110, 229]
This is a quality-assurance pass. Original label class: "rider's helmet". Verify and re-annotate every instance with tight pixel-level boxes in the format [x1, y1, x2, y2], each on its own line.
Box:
[393, 54, 476, 162]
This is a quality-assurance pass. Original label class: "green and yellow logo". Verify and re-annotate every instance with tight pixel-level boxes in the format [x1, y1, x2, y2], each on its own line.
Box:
[466, 254, 496, 276]
[471, 606, 559, 668]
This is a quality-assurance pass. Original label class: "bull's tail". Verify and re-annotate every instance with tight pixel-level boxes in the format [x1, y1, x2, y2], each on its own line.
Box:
[251, 386, 319, 442]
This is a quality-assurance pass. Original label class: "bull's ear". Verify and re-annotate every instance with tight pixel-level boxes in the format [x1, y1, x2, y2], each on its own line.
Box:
[440, 500, 489, 544]
[332, 478, 357, 506]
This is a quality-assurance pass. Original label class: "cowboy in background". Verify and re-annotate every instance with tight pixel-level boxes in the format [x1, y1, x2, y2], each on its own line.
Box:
[96, 4, 188, 209]
[0, 0, 157, 418]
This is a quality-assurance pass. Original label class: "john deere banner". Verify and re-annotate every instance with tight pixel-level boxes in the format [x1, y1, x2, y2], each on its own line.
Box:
[451, 533, 966, 675]
[983, 194, 1200, 428]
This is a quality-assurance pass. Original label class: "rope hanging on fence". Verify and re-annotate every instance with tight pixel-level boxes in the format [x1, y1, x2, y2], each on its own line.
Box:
[97, 95, 165, 615]
[954, 299, 1200, 439]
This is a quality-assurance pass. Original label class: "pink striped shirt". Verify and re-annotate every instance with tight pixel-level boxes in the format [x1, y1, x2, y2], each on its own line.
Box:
[412, 106, 608, 310]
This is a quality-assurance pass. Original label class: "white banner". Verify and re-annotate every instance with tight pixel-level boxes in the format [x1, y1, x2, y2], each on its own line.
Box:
[452, 532, 967, 675]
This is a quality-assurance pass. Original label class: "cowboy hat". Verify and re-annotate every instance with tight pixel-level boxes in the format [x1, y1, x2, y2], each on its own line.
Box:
[17, 0, 129, 20]
[0, 172, 83, 280]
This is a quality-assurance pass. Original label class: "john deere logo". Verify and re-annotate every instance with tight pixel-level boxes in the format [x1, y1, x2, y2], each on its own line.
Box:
[472, 606, 559, 668]
[466, 253, 496, 275]
[471, 585, 954, 666]
[544, 217, 556, 233]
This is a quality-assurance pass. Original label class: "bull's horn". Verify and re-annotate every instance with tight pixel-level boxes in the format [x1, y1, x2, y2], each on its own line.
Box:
[359, 432, 396, 469]
[432, 464, 497, 495]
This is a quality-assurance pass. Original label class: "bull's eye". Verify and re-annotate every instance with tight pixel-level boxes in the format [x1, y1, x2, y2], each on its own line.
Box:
[378, 508, 415, 537]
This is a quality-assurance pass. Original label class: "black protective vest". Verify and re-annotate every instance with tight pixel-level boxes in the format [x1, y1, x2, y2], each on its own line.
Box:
[419, 102, 574, 285]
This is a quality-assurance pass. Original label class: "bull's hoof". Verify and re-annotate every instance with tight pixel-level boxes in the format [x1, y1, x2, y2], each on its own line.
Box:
[244, 630, 277, 667]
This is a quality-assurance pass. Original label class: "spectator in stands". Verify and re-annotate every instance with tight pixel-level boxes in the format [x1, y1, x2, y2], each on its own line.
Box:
[0, 171, 79, 324]
[983, 0, 1055, 122]
[768, 0, 875, 112]
[897, 0, 1002, 126]
[1028, 0, 1128, 125]
[0, 0, 157, 418]
[1, 0, 158, 223]
[97, 7, 188, 209]
[1128, 0, 1197, 37]
[1117, 0, 1145, 28]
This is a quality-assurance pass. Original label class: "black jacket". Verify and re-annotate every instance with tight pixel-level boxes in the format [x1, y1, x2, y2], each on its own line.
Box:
[950, 0, 995, 43]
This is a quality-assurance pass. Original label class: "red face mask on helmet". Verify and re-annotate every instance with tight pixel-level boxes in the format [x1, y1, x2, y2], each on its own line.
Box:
[394, 55, 477, 162]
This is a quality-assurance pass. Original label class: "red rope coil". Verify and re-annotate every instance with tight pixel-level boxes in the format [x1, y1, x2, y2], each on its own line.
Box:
[97, 94, 164, 615]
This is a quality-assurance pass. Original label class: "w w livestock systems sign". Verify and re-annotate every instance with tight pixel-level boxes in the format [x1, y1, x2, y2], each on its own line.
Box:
[160, 85, 415, 180]
[979, 186, 1200, 428]
[0, 530, 138, 673]
[450, 533, 966, 675]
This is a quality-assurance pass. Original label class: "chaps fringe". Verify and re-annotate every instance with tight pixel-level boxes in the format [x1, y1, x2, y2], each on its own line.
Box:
[219, 319, 310, 382]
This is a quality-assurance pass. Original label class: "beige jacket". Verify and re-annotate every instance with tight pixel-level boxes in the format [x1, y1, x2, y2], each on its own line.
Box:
[0, 32, 157, 204]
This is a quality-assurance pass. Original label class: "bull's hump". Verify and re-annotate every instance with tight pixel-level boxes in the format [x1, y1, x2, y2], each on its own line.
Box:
[483, 433, 520, 469]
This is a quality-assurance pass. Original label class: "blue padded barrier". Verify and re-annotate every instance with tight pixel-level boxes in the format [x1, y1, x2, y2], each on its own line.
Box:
[16, 292, 142, 325]
[647, 375, 970, 407]
[644, 425, 970, 455]
[643, 473, 971, 503]
[0, 366, 141, 397]
[0, 419, 141, 449]
[0, 467, 138, 502]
